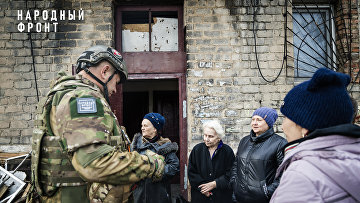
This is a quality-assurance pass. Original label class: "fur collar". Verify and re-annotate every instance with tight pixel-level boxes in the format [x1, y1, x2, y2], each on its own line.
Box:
[131, 133, 178, 156]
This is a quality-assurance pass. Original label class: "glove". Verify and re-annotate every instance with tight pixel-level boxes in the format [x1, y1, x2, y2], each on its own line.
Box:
[144, 150, 165, 182]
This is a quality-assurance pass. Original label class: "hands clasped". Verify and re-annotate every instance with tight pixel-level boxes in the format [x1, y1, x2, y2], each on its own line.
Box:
[198, 181, 216, 197]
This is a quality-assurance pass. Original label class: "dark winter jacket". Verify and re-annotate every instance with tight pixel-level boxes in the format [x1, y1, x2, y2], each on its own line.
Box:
[131, 133, 180, 203]
[188, 141, 235, 203]
[230, 128, 287, 203]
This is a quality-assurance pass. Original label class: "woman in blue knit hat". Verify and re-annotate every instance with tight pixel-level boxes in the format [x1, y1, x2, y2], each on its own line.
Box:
[131, 112, 180, 203]
[270, 68, 360, 202]
[230, 107, 287, 203]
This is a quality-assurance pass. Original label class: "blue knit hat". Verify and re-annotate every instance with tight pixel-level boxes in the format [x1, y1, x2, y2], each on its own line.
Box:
[280, 68, 353, 131]
[143, 113, 165, 131]
[252, 107, 278, 128]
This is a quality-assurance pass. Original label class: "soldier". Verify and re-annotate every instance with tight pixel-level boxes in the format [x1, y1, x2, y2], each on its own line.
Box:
[31, 45, 165, 203]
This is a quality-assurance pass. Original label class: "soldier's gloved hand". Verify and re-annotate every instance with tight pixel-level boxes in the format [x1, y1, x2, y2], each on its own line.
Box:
[144, 150, 165, 182]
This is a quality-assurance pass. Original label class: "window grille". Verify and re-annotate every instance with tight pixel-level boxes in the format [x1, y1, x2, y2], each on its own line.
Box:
[284, 0, 359, 89]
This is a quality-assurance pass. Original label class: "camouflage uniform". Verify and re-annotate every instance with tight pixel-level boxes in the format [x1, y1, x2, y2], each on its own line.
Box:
[32, 72, 164, 203]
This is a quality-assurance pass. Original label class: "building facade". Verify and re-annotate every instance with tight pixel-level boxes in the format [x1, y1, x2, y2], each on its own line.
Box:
[0, 0, 359, 199]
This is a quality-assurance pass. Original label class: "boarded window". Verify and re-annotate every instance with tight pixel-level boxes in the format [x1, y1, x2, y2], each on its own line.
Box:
[122, 11, 178, 52]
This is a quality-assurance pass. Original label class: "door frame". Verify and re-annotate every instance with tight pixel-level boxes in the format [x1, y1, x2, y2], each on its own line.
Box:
[113, 73, 188, 199]
[114, 4, 188, 199]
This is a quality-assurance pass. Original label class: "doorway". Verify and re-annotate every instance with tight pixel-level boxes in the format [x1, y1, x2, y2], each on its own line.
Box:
[122, 79, 181, 201]
[123, 79, 179, 141]
[115, 4, 187, 199]
[123, 90, 179, 153]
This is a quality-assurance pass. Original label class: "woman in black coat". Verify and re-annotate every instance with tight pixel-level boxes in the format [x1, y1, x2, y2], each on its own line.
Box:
[230, 107, 287, 203]
[131, 113, 180, 203]
[188, 120, 235, 203]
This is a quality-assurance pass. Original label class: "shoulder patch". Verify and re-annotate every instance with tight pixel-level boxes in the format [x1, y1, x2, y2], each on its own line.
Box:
[70, 97, 104, 119]
[76, 97, 97, 113]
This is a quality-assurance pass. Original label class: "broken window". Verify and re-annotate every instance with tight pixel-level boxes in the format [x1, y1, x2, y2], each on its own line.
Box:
[122, 11, 178, 52]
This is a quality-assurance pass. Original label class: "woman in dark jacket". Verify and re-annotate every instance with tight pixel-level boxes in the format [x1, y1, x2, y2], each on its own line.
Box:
[131, 113, 180, 203]
[230, 107, 287, 203]
[188, 120, 235, 203]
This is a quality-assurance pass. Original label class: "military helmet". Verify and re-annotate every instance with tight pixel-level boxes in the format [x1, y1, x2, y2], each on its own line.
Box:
[76, 45, 128, 82]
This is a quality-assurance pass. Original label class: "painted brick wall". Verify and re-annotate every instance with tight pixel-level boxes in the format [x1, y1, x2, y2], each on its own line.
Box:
[184, 0, 294, 152]
[0, 0, 114, 152]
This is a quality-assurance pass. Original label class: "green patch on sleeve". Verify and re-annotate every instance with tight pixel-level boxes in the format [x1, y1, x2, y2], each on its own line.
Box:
[70, 96, 104, 119]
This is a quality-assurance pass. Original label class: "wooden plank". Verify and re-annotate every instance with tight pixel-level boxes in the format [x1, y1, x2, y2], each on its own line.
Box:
[0, 153, 26, 159]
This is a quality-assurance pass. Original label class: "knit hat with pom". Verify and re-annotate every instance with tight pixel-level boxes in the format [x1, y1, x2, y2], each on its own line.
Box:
[280, 68, 353, 131]
[252, 107, 278, 128]
[143, 113, 165, 131]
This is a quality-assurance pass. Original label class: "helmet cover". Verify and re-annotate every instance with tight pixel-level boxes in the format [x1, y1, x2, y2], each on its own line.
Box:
[76, 45, 128, 82]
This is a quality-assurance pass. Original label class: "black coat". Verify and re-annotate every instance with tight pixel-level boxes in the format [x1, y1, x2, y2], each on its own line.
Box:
[188, 142, 235, 203]
[131, 133, 180, 203]
[230, 128, 287, 203]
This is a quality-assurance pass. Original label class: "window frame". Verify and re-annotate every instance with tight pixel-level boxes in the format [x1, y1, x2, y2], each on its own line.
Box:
[292, 5, 336, 78]
[121, 10, 180, 52]
[115, 6, 185, 74]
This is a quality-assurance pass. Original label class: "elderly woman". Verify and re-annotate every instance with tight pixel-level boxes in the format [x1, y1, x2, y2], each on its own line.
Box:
[270, 68, 360, 202]
[131, 113, 179, 203]
[230, 107, 287, 203]
[188, 120, 235, 203]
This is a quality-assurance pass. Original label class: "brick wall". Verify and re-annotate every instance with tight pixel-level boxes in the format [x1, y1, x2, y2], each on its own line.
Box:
[351, 0, 360, 102]
[184, 0, 293, 151]
[334, 0, 360, 84]
[0, 0, 114, 152]
[0, 0, 359, 153]
[185, 0, 360, 155]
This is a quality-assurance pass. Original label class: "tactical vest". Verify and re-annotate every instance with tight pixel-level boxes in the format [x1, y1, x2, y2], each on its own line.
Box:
[31, 74, 130, 197]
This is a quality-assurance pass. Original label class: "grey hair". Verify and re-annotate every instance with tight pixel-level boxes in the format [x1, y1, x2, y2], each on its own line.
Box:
[202, 120, 224, 139]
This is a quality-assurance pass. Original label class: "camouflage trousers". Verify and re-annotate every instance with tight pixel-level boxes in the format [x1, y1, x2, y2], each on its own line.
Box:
[89, 183, 132, 203]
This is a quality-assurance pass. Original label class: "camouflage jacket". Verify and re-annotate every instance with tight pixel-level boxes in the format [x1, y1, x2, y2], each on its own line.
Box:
[33, 72, 160, 203]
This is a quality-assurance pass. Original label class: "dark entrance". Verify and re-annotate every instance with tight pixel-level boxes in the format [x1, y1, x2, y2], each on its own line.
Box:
[123, 80, 179, 142]
[123, 92, 149, 139]
[153, 90, 179, 150]
[122, 79, 180, 199]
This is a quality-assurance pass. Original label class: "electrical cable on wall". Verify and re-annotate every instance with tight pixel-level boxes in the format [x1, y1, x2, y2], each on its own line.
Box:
[252, 2, 286, 83]
[26, 0, 40, 102]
